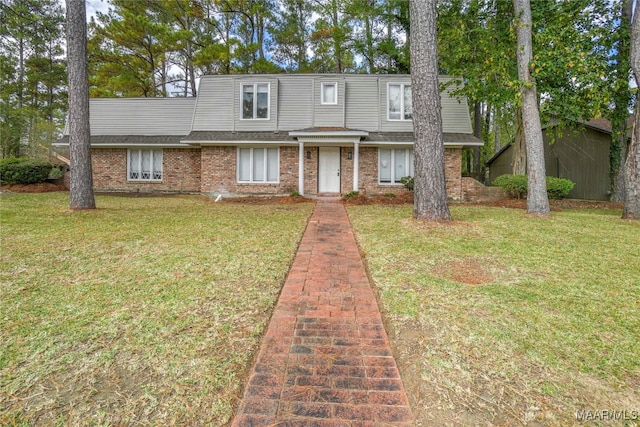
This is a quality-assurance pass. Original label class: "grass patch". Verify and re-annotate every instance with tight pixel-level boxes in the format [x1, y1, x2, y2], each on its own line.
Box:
[0, 193, 313, 426]
[348, 204, 640, 426]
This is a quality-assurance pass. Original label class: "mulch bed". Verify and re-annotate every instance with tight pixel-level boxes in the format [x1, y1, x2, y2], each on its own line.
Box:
[2, 183, 623, 211]
[1, 182, 66, 193]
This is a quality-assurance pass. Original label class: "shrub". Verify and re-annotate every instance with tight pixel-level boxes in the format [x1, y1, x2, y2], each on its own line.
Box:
[546, 176, 575, 199]
[400, 176, 414, 191]
[48, 166, 64, 180]
[383, 192, 397, 198]
[0, 158, 56, 185]
[493, 174, 529, 198]
[290, 190, 301, 197]
[344, 191, 359, 198]
[493, 174, 575, 199]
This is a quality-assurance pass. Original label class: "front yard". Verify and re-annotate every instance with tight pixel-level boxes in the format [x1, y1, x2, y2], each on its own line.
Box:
[2, 193, 638, 426]
[0, 193, 313, 426]
[347, 204, 640, 426]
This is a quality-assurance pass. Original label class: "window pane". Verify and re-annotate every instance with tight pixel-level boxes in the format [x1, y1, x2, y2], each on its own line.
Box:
[256, 84, 269, 118]
[322, 83, 336, 104]
[404, 85, 412, 120]
[394, 149, 406, 183]
[242, 85, 254, 119]
[266, 148, 278, 182]
[238, 148, 251, 181]
[253, 148, 265, 181]
[388, 85, 401, 120]
[141, 150, 151, 180]
[379, 149, 391, 183]
[152, 150, 162, 180]
[129, 150, 140, 179]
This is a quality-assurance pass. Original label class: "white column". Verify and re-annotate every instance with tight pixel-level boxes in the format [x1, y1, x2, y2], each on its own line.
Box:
[353, 141, 359, 192]
[298, 141, 305, 196]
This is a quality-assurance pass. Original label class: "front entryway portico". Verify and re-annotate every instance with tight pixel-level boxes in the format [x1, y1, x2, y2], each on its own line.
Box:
[290, 128, 367, 196]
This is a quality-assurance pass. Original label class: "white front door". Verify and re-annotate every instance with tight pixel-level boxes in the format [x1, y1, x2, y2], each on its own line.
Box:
[318, 147, 341, 193]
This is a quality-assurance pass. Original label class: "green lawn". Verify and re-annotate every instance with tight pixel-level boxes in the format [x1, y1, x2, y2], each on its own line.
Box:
[348, 204, 640, 426]
[0, 192, 313, 426]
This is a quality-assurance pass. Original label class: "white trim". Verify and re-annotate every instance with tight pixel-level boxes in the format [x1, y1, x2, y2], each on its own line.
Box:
[127, 148, 163, 182]
[298, 142, 305, 196]
[181, 140, 295, 146]
[288, 131, 368, 137]
[53, 143, 187, 148]
[240, 82, 271, 121]
[353, 142, 359, 192]
[320, 82, 338, 105]
[236, 146, 280, 183]
[387, 82, 412, 122]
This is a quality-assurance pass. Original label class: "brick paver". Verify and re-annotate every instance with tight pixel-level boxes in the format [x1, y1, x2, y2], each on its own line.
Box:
[232, 200, 414, 426]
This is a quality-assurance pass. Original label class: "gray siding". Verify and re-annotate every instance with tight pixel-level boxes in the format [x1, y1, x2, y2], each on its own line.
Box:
[69, 98, 196, 136]
[277, 77, 313, 130]
[74, 75, 475, 137]
[440, 79, 473, 134]
[192, 75, 234, 131]
[313, 76, 345, 128]
[345, 76, 379, 130]
[233, 77, 278, 132]
[378, 76, 413, 133]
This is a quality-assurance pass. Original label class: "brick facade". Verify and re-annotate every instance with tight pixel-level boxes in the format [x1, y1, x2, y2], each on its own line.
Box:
[200, 146, 299, 195]
[91, 145, 466, 200]
[91, 148, 201, 192]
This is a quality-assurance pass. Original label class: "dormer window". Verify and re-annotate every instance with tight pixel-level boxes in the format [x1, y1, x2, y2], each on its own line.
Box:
[321, 82, 338, 105]
[388, 83, 412, 121]
[242, 83, 270, 120]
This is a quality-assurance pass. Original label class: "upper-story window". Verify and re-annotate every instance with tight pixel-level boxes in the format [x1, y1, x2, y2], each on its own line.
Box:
[242, 83, 270, 120]
[321, 82, 338, 105]
[388, 83, 412, 121]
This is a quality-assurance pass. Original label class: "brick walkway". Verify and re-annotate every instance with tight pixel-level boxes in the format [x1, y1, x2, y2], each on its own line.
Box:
[232, 200, 413, 426]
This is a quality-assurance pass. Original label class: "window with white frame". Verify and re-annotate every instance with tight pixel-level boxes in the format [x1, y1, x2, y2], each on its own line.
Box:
[379, 148, 413, 184]
[321, 82, 337, 105]
[128, 149, 162, 181]
[238, 147, 279, 183]
[242, 83, 270, 119]
[388, 83, 412, 120]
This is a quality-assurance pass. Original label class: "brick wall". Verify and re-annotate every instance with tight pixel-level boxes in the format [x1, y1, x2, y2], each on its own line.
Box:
[444, 148, 462, 201]
[462, 177, 505, 202]
[304, 147, 319, 195]
[357, 147, 463, 201]
[200, 145, 299, 195]
[91, 148, 201, 192]
[91, 145, 466, 199]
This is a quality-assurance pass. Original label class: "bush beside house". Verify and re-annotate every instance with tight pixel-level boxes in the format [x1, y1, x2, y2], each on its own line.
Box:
[494, 174, 575, 199]
[0, 158, 60, 185]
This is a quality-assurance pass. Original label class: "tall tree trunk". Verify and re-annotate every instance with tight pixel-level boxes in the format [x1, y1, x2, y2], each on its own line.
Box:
[612, 0, 633, 202]
[66, 0, 95, 209]
[514, 0, 549, 215]
[473, 102, 482, 175]
[410, 0, 451, 221]
[331, 0, 342, 73]
[623, 2, 640, 219]
[18, 36, 24, 110]
[511, 107, 526, 174]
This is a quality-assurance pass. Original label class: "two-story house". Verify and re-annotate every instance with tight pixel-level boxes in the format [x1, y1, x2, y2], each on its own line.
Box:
[55, 74, 483, 199]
